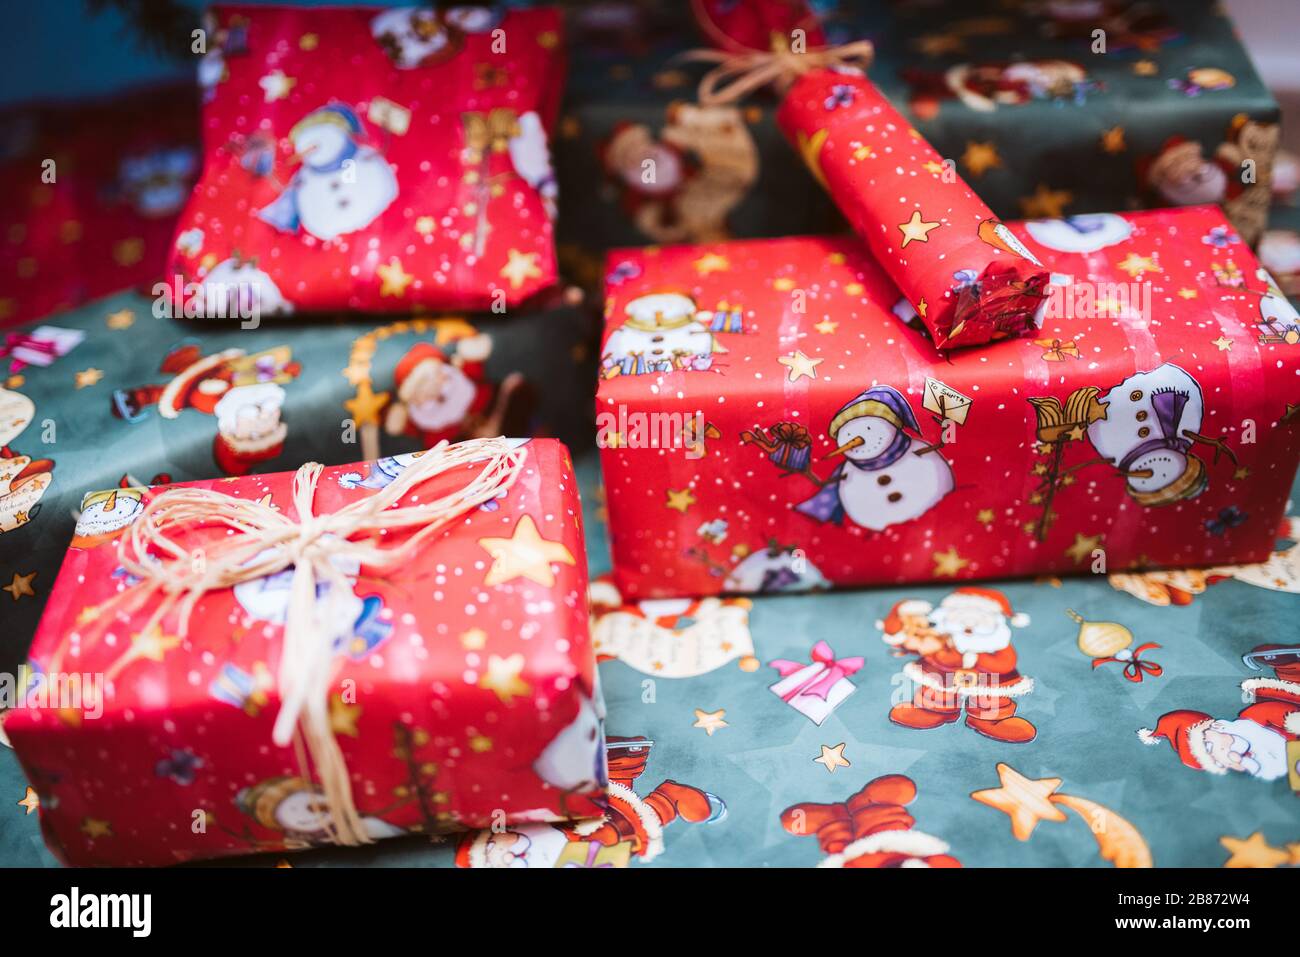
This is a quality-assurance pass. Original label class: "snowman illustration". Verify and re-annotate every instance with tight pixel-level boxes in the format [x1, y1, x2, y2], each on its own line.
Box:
[71, 480, 149, 548]
[0, 388, 54, 536]
[370, 7, 461, 68]
[601, 292, 722, 378]
[257, 103, 399, 242]
[1024, 213, 1134, 254]
[232, 549, 392, 660]
[743, 386, 955, 532]
[236, 776, 406, 846]
[722, 542, 829, 594]
[1086, 363, 1237, 507]
[1254, 268, 1300, 344]
[532, 673, 608, 817]
[196, 255, 294, 319]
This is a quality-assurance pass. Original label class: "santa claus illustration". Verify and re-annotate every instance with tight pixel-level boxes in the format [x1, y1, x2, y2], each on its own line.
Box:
[905, 60, 1093, 118]
[601, 291, 722, 378]
[235, 775, 406, 848]
[600, 103, 758, 245]
[781, 774, 960, 868]
[880, 588, 1037, 744]
[383, 337, 529, 447]
[213, 382, 288, 476]
[1024, 213, 1134, 254]
[1138, 644, 1299, 782]
[1086, 363, 1236, 507]
[745, 385, 953, 532]
[456, 737, 724, 867]
[1142, 137, 1229, 207]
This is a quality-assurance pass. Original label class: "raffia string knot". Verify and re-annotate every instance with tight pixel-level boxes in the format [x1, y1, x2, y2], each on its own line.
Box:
[677, 39, 875, 106]
[92, 437, 527, 846]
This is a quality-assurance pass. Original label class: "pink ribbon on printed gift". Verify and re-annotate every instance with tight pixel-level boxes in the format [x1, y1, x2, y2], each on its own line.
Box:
[770, 641, 864, 702]
[1, 331, 60, 372]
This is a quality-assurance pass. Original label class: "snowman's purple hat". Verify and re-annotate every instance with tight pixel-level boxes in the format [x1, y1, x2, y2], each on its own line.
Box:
[828, 385, 920, 442]
[290, 102, 364, 142]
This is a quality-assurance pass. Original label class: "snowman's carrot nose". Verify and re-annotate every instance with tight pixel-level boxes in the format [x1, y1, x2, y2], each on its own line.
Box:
[824, 436, 864, 459]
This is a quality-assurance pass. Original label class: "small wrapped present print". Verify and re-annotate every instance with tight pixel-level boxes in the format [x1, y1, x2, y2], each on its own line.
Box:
[7, 438, 607, 866]
[768, 640, 864, 725]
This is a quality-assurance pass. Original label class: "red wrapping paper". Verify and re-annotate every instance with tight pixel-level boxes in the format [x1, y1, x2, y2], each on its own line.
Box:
[168, 5, 565, 315]
[690, 0, 826, 52]
[597, 206, 1300, 598]
[777, 69, 1051, 349]
[7, 439, 605, 866]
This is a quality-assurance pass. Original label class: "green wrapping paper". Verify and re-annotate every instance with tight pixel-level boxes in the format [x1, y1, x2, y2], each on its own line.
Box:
[0, 292, 598, 677]
[844, 0, 1280, 245]
[554, 0, 1279, 278]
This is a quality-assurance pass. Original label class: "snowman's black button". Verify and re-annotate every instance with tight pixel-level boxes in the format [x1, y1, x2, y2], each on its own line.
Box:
[1137, 427, 1150, 438]
[1130, 389, 1143, 401]
[877, 474, 892, 486]
[887, 492, 902, 503]
[1136, 410, 1148, 421]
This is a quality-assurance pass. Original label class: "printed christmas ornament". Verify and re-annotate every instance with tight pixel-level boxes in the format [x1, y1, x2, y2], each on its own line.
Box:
[1066, 609, 1162, 682]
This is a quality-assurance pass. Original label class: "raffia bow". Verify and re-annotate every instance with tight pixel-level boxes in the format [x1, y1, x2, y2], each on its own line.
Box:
[53, 437, 527, 846]
[676, 40, 875, 106]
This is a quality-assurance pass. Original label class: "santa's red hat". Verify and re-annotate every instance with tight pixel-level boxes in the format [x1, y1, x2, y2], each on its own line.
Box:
[940, 587, 1031, 628]
[877, 599, 933, 645]
[394, 343, 448, 390]
[1137, 709, 1218, 773]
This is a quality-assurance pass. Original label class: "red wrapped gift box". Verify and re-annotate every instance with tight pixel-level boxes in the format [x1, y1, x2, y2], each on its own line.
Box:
[597, 206, 1300, 598]
[7, 438, 606, 866]
[777, 69, 1050, 349]
[169, 4, 565, 315]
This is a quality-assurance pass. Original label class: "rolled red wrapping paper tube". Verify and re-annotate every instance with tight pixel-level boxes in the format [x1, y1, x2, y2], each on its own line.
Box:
[777, 69, 1051, 348]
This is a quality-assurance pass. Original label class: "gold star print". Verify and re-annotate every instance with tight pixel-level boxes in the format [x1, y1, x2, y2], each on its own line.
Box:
[17, 786, 38, 815]
[75, 368, 103, 389]
[1220, 832, 1292, 869]
[106, 308, 135, 330]
[814, 743, 850, 773]
[478, 515, 576, 588]
[961, 141, 1002, 177]
[113, 238, 144, 266]
[814, 319, 838, 334]
[796, 128, 829, 187]
[344, 381, 389, 429]
[917, 298, 928, 317]
[971, 763, 1067, 841]
[460, 628, 488, 650]
[81, 817, 113, 839]
[414, 216, 436, 236]
[1233, 467, 1250, 481]
[1133, 60, 1158, 76]
[330, 695, 361, 738]
[693, 708, 728, 736]
[469, 734, 493, 753]
[898, 210, 941, 248]
[478, 653, 531, 703]
[1177, 287, 1198, 299]
[1117, 252, 1160, 278]
[852, 144, 875, 161]
[1065, 532, 1103, 565]
[976, 509, 996, 525]
[499, 248, 543, 289]
[922, 160, 945, 175]
[778, 350, 823, 382]
[299, 33, 319, 50]
[258, 69, 296, 102]
[1018, 184, 1073, 219]
[665, 487, 696, 513]
[2, 571, 36, 600]
[693, 252, 730, 275]
[1211, 336, 1233, 351]
[132, 625, 182, 663]
[1100, 126, 1126, 154]
[773, 277, 796, 291]
[377, 258, 413, 298]
[932, 546, 969, 577]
